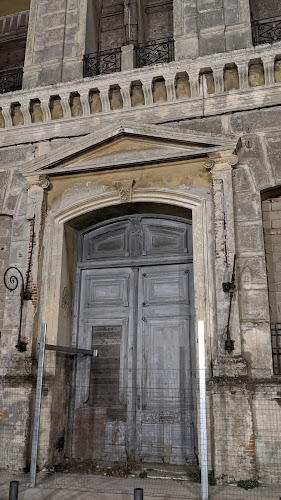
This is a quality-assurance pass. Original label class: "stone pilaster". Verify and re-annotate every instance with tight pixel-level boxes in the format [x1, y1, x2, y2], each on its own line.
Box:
[205, 153, 246, 376]
[23, 175, 50, 353]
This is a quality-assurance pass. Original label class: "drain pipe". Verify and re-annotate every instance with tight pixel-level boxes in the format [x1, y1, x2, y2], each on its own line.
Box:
[198, 320, 208, 500]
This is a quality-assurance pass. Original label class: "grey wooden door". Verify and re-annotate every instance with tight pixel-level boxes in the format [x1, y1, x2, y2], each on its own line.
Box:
[136, 264, 196, 465]
[73, 216, 196, 465]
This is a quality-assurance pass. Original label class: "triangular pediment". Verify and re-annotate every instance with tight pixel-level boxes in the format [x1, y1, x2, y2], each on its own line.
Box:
[21, 121, 238, 177]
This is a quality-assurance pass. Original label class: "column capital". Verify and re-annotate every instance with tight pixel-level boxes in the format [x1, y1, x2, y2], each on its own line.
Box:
[204, 153, 238, 173]
[24, 174, 50, 191]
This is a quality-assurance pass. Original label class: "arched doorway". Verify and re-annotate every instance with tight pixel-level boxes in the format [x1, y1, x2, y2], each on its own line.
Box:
[70, 213, 197, 466]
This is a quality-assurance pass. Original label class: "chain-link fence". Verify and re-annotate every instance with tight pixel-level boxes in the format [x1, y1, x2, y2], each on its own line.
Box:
[0, 325, 281, 499]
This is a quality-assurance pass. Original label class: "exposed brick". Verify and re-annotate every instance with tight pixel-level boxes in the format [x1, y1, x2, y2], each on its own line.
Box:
[262, 200, 272, 211]
[271, 200, 281, 211]
[263, 220, 272, 229]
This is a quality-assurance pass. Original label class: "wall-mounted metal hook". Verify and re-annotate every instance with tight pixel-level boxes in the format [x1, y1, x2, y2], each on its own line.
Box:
[4, 266, 32, 352]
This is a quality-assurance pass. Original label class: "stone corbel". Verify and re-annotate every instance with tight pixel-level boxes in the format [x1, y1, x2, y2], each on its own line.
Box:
[212, 66, 224, 94]
[99, 90, 111, 113]
[189, 73, 200, 98]
[120, 84, 132, 109]
[40, 99, 52, 122]
[142, 81, 153, 106]
[25, 175, 50, 220]
[261, 55, 275, 86]
[164, 77, 176, 102]
[1, 105, 13, 128]
[21, 102, 32, 126]
[236, 61, 249, 90]
[60, 94, 72, 119]
[79, 92, 91, 116]
[113, 179, 135, 203]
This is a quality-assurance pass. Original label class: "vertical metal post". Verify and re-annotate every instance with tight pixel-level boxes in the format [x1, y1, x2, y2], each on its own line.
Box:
[9, 481, 19, 500]
[30, 323, 47, 488]
[134, 488, 143, 500]
[198, 320, 208, 500]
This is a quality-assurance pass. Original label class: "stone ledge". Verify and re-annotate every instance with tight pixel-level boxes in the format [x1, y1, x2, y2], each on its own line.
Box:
[212, 356, 248, 378]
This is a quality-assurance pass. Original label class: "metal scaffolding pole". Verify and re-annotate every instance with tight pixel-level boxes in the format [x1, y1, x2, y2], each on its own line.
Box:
[30, 323, 47, 488]
[198, 320, 208, 500]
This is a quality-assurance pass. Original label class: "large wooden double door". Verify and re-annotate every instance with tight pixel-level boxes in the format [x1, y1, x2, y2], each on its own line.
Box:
[73, 216, 197, 465]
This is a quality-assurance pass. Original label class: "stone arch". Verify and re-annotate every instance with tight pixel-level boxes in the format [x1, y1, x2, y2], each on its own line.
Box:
[44, 188, 212, 353]
[36, 186, 214, 467]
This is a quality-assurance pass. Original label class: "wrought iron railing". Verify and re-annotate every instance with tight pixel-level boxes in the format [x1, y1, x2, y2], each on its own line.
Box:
[136, 38, 174, 68]
[83, 48, 121, 77]
[252, 16, 281, 46]
[271, 325, 281, 375]
[0, 67, 23, 94]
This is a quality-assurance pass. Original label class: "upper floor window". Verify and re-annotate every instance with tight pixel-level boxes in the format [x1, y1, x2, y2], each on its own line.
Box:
[251, 0, 281, 46]
[0, 1, 30, 94]
[84, 0, 174, 78]
[136, 0, 174, 68]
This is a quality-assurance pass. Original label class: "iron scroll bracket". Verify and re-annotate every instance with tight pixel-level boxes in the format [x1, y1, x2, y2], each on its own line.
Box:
[4, 266, 32, 352]
[223, 254, 236, 354]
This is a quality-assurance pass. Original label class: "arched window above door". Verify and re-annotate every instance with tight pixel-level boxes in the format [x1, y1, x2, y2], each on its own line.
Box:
[80, 215, 192, 265]
[251, 0, 281, 45]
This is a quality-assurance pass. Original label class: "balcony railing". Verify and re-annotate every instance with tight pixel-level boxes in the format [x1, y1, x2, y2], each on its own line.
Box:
[136, 38, 174, 68]
[0, 68, 23, 94]
[83, 48, 121, 77]
[252, 16, 281, 46]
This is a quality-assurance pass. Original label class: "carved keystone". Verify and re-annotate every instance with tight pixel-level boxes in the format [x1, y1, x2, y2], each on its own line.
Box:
[113, 179, 135, 202]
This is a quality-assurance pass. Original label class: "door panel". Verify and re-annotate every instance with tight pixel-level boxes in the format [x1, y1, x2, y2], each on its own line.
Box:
[73, 268, 134, 461]
[137, 264, 196, 465]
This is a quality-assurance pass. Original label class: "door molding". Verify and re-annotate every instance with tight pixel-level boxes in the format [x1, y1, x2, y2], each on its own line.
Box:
[42, 187, 214, 368]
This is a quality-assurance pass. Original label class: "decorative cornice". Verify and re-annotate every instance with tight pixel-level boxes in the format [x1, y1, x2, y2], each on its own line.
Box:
[20, 121, 237, 176]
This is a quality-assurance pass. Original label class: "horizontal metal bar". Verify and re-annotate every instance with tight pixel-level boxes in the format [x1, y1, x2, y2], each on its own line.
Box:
[45, 344, 95, 356]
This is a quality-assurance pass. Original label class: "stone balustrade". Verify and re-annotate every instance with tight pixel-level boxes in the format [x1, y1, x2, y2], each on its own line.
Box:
[0, 10, 29, 39]
[0, 42, 281, 130]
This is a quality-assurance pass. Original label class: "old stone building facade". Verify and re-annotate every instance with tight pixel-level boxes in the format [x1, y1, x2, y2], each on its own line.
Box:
[0, 0, 281, 485]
